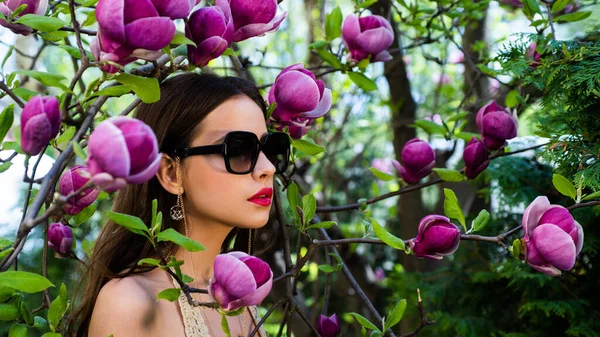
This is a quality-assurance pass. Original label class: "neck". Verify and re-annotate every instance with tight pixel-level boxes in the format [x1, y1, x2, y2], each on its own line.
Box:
[175, 216, 233, 288]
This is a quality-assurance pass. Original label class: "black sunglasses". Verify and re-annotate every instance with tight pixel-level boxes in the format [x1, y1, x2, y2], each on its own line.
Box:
[173, 131, 291, 175]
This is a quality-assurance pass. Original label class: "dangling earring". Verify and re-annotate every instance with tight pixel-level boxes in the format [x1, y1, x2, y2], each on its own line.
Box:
[170, 157, 185, 221]
[248, 228, 252, 255]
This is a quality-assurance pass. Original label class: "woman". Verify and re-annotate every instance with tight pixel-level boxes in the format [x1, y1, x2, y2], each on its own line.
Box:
[68, 73, 290, 336]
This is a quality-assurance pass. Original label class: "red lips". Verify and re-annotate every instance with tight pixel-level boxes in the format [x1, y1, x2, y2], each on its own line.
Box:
[248, 187, 273, 201]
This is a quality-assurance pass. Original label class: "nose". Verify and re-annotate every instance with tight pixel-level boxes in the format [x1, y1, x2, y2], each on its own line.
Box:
[252, 151, 276, 180]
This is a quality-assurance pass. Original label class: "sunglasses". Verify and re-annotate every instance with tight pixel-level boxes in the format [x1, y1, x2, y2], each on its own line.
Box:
[173, 131, 291, 175]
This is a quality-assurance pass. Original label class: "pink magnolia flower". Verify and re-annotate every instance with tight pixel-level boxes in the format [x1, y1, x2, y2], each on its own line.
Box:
[392, 138, 436, 184]
[268, 63, 332, 139]
[87, 117, 161, 192]
[409, 214, 461, 259]
[48, 223, 73, 255]
[59, 165, 99, 215]
[342, 14, 394, 62]
[229, 0, 286, 42]
[209, 252, 273, 312]
[20, 95, 60, 156]
[522, 196, 584, 276]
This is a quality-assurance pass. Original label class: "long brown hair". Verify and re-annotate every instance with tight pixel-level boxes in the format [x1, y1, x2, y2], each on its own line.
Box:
[68, 73, 278, 336]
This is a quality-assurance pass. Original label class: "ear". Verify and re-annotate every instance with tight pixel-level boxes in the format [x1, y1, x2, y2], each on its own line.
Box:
[156, 154, 182, 195]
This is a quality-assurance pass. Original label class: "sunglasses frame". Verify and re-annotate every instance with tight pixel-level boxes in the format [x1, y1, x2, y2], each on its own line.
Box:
[173, 131, 290, 175]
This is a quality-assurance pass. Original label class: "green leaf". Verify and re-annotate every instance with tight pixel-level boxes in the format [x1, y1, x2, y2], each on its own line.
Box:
[551, 0, 571, 13]
[0, 271, 53, 293]
[317, 264, 338, 273]
[286, 182, 300, 217]
[325, 6, 343, 41]
[13, 70, 69, 92]
[12, 88, 38, 101]
[469, 209, 490, 234]
[505, 89, 519, 108]
[55, 126, 76, 146]
[454, 132, 481, 142]
[89, 85, 132, 99]
[292, 139, 325, 155]
[71, 141, 87, 160]
[522, 0, 541, 20]
[315, 48, 343, 69]
[138, 258, 162, 267]
[385, 299, 407, 330]
[552, 174, 576, 200]
[220, 313, 232, 337]
[432, 168, 465, 182]
[57, 45, 93, 60]
[82, 9, 97, 27]
[554, 11, 591, 22]
[1, 45, 14, 71]
[48, 284, 68, 332]
[157, 228, 205, 252]
[0, 303, 19, 321]
[73, 204, 97, 226]
[371, 218, 405, 250]
[0, 104, 14, 144]
[302, 194, 317, 226]
[15, 14, 67, 33]
[582, 190, 600, 201]
[170, 32, 196, 46]
[369, 167, 396, 181]
[510, 238, 522, 259]
[413, 120, 446, 135]
[114, 73, 160, 103]
[221, 48, 235, 56]
[41, 333, 62, 337]
[0, 248, 14, 260]
[0, 162, 12, 174]
[447, 111, 469, 122]
[8, 323, 27, 337]
[348, 72, 378, 92]
[443, 188, 466, 231]
[105, 211, 149, 237]
[309, 40, 329, 50]
[350, 312, 380, 331]
[156, 288, 180, 302]
[306, 221, 337, 230]
[0, 237, 13, 250]
[19, 300, 32, 326]
[358, 0, 378, 9]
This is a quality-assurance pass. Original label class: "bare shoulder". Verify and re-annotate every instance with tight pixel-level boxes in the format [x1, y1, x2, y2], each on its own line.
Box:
[88, 275, 158, 337]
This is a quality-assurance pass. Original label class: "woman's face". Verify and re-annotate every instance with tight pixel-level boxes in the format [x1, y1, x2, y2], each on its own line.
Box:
[181, 95, 276, 230]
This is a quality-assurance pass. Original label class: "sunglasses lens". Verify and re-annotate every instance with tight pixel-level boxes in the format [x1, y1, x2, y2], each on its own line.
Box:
[226, 133, 259, 173]
[264, 133, 290, 173]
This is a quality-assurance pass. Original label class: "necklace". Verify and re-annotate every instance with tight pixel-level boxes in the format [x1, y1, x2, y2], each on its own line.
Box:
[183, 222, 248, 336]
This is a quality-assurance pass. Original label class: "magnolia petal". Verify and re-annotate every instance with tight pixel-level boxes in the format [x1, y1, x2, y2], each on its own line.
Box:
[573, 221, 584, 255]
[301, 88, 332, 119]
[124, 17, 176, 51]
[224, 272, 272, 309]
[96, 0, 126, 42]
[232, 12, 286, 42]
[21, 114, 52, 156]
[88, 121, 131, 178]
[274, 71, 321, 112]
[354, 26, 394, 55]
[522, 196, 551, 240]
[341, 14, 360, 49]
[539, 206, 575, 233]
[530, 263, 562, 277]
[213, 254, 257, 299]
[126, 152, 161, 184]
[532, 223, 576, 271]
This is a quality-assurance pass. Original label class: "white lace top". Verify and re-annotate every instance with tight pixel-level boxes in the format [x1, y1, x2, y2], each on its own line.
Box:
[171, 276, 268, 337]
